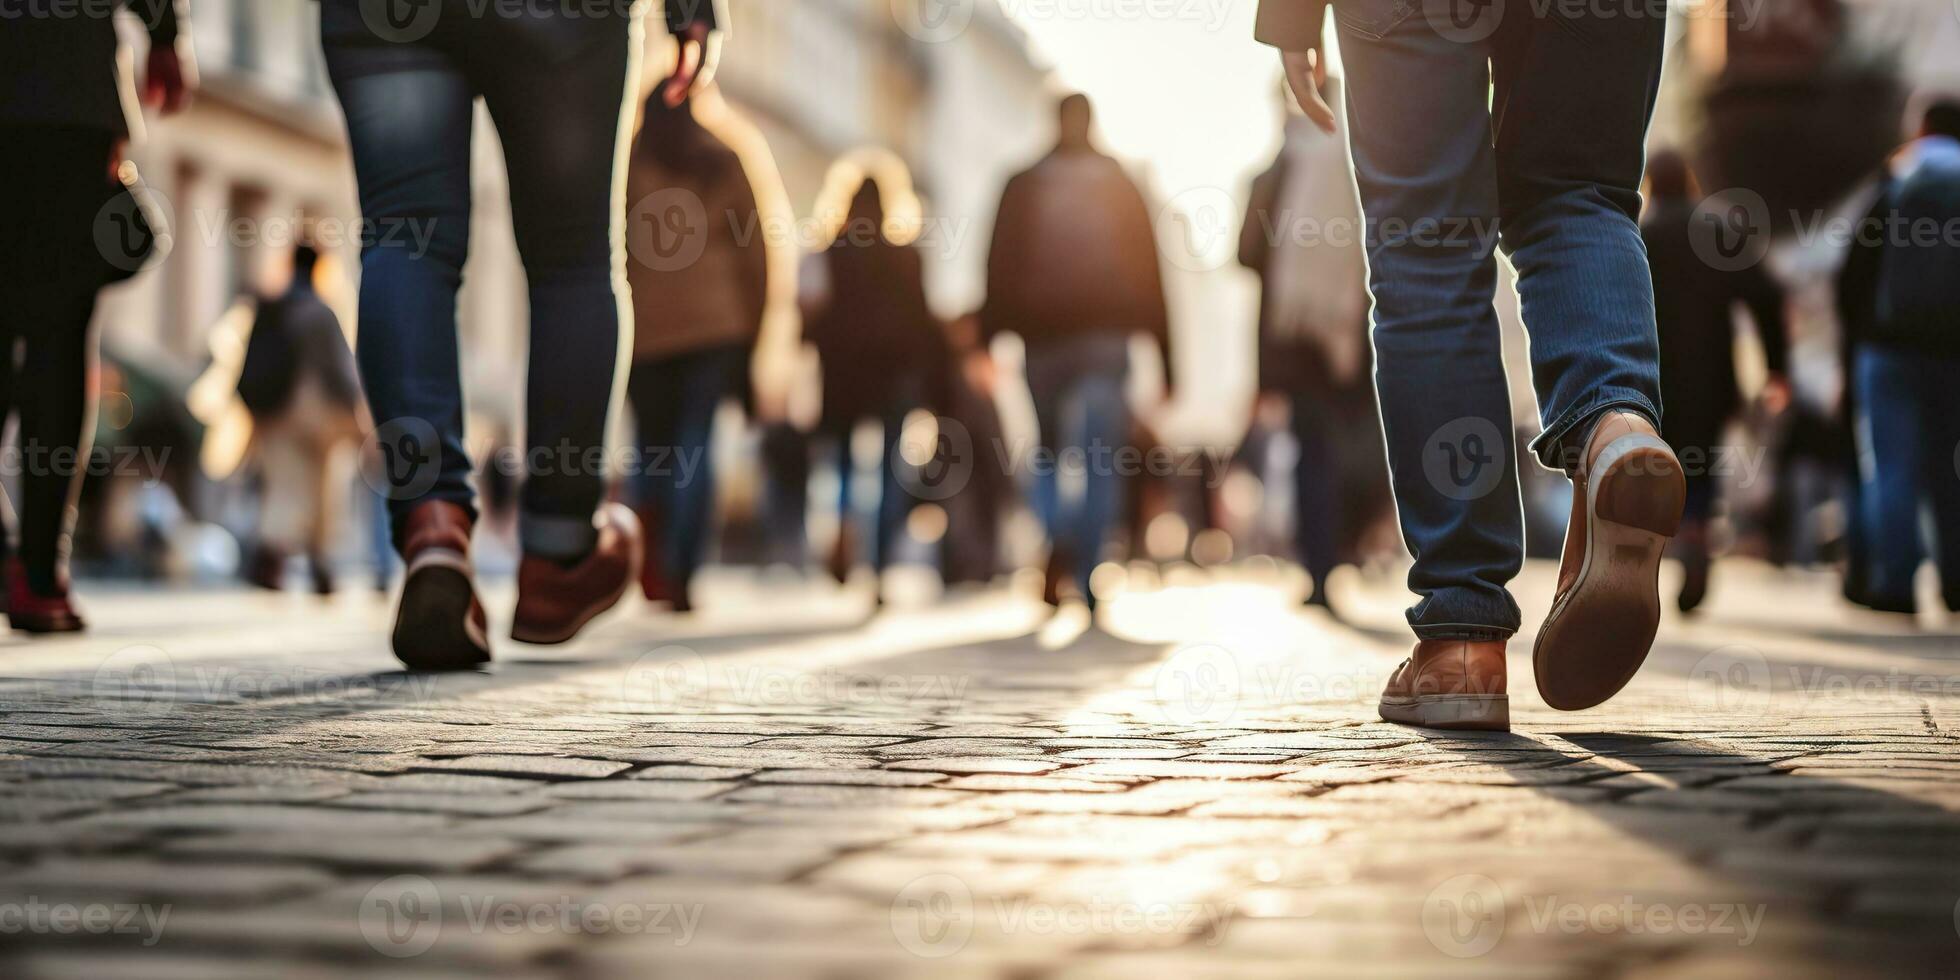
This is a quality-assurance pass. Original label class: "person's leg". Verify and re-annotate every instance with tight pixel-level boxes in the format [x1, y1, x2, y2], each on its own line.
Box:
[1336, 6, 1521, 640]
[1491, 5, 1667, 468]
[321, 54, 477, 536]
[13, 297, 96, 596]
[1852, 345, 1922, 611]
[664, 348, 737, 591]
[626, 358, 680, 552]
[1908, 352, 1960, 611]
[1066, 370, 1130, 603]
[1288, 388, 1340, 602]
[476, 16, 636, 560]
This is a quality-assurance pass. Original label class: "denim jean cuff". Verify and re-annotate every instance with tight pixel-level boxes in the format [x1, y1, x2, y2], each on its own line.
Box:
[1530, 390, 1661, 474]
[1411, 623, 1515, 642]
[519, 510, 599, 560]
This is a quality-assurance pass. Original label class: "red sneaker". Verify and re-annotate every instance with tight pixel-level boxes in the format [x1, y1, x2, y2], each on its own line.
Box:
[8, 559, 86, 635]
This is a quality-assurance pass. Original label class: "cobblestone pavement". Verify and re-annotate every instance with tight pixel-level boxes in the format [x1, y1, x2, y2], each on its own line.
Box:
[1, 560, 1956, 978]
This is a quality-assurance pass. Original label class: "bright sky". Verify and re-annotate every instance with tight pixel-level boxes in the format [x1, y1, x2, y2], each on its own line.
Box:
[1001, 1, 1296, 203]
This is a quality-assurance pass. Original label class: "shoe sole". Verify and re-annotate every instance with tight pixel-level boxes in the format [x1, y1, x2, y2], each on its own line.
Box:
[1533, 434, 1684, 711]
[392, 552, 491, 671]
[1379, 694, 1510, 731]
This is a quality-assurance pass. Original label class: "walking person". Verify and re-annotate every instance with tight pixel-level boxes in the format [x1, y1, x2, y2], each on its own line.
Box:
[1258, 0, 1684, 729]
[1640, 149, 1790, 615]
[1239, 79, 1375, 616]
[799, 162, 946, 606]
[1839, 100, 1960, 617]
[0, 0, 194, 632]
[236, 243, 365, 596]
[319, 0, 720, 667]
[622, 81, 779, 613]
[982, 94, 1175, 614]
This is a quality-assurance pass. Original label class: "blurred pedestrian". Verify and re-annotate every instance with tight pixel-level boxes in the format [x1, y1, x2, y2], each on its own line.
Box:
[982, 94, 1175, 613]
[622, 81, 776, 613]
[1640, 149, 1790, 614]
[1239, 78, 1374, 616]
[236, 243, 364, 595]
[0, 0, 194, 632]
[1839, 100, 1960, 616]
[938, 313, 1009, 588]
[1260, 0, 1682, 730]
[799, 161, 947, 606]
[319, 0, 720, 667]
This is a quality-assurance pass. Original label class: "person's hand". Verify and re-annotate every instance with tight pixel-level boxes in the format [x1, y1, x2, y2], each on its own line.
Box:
[662, 22, 713, 107]
[1280, 46, 1334, 134]
[1761, 374, 1792, 416]
[144, 42, 193, 116]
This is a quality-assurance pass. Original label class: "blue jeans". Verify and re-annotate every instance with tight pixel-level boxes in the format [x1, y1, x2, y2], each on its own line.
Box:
[627, 346, 743, 585]
[1026, 334, 1131, 598]
[320, 1, 637, 558]
[1335, 0, 1665, 639]
[1853, 344, 1960, 611]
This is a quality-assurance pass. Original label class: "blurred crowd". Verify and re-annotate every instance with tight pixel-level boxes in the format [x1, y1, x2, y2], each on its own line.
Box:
[2, 0, 1957, 642]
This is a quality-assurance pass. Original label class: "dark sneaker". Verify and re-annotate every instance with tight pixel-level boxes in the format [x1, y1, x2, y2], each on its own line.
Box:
[511, 504, 643, 645]
[1378, 639, 1509, 731]
[391, 501, 490, 670]
[7, 558, 86, 634]
[1533, 411, 1684, 711]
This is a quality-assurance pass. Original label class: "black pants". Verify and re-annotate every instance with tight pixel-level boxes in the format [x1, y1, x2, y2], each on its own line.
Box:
[0, 126, 112, 593]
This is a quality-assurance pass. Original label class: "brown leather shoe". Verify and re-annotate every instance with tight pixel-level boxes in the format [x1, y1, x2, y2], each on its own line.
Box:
[392, 500, 490, 670]
[511, 503, 643, 645]
[1378, 639, 1509, 731]
[7, 558, 86, 635]
[1533, 410, 1684, 711]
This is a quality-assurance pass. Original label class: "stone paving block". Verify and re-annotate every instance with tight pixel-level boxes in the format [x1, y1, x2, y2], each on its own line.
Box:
[160, 833, 526, 872]
[884, 757, 1070, 775]
[410, 755, 634, 780]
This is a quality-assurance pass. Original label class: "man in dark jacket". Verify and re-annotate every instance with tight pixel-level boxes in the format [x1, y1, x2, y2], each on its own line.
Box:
[1841, 101, 1960, 615]
[983, 93, 1175, 613]
[237, 244, 364, 595]
[1641, 149, 1789, 613]
[0, 0, 193, 632]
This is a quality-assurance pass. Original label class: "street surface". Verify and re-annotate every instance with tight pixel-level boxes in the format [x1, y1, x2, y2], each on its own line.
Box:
[1, 559, 1956, 977]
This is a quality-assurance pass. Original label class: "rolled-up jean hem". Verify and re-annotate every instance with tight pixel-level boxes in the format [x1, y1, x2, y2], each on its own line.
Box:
[1530, 390, 1661, 473]
[1411, 623, 1516, 642]
[520, 510, 598, 560]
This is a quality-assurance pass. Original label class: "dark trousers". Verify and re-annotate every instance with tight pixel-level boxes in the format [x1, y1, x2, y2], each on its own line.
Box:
[320, 0, 637, 558]
[1287, 388, 1340, 590]
[626, 346, 743, 585]
[1853, 343, 1960, 611]
[0, 126, 113, 593]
